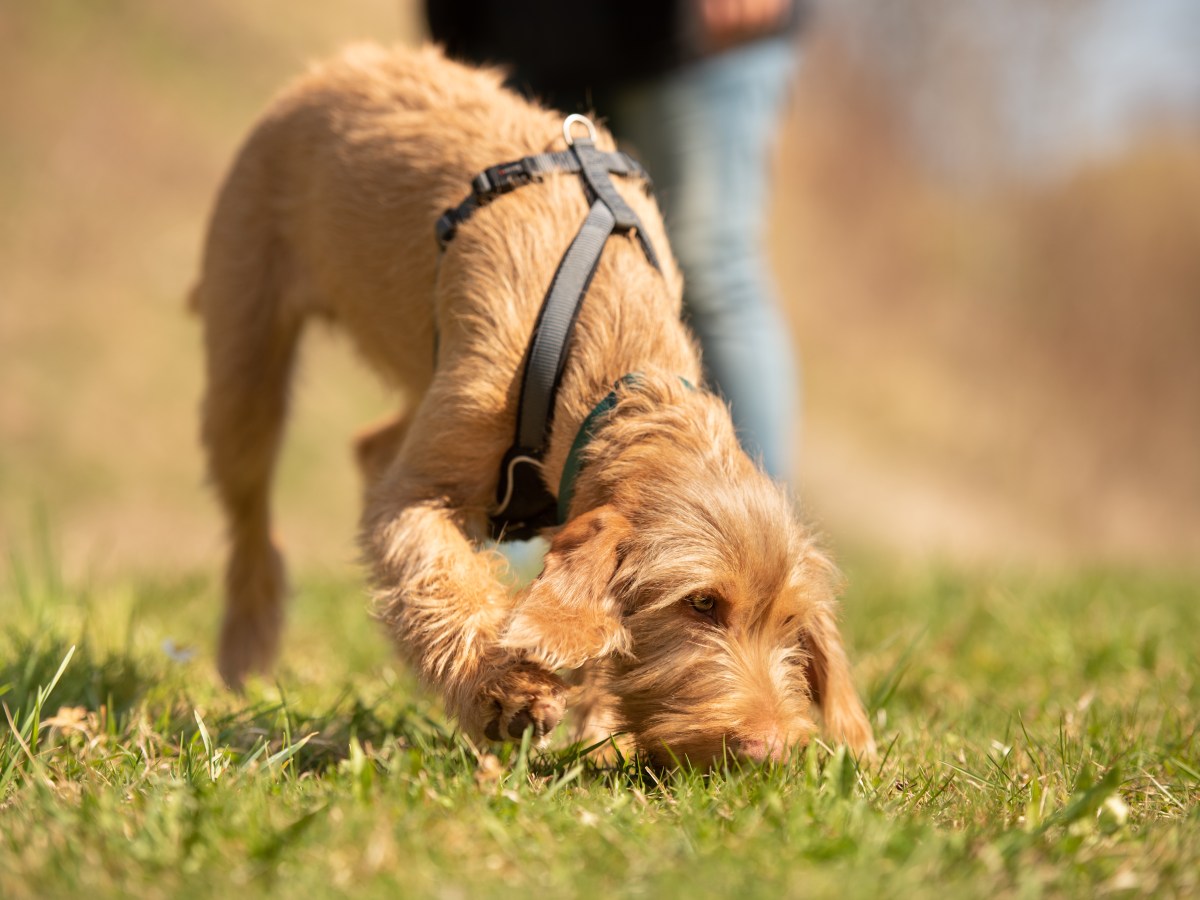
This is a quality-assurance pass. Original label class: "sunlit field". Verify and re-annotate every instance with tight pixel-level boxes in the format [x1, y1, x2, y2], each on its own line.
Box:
[2, 3, 1198, 897]
[2, 551, 1198, 897]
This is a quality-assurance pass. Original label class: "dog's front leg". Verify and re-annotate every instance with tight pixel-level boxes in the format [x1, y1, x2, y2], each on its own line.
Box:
[361, 491, 566, 744]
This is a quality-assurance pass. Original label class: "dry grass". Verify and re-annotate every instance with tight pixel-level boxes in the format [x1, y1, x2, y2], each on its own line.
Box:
[1, 4, 1197, 579]
[776, 40, 1200, 564]
[0, 2, 419, 578]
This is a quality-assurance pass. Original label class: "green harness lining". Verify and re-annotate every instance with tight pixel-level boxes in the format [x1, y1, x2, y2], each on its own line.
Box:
[556, 374, 694, 524]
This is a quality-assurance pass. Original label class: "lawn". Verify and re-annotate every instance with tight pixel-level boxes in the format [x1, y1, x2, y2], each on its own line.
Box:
[2, 544, 1196, 898]
[2, 4, 1198, 898]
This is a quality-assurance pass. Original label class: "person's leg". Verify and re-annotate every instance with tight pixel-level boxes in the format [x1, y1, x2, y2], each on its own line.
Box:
[609, 37, 800, 482]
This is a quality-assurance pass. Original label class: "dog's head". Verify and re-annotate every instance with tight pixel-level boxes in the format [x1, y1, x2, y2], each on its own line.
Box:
[502, 391, 874, 765]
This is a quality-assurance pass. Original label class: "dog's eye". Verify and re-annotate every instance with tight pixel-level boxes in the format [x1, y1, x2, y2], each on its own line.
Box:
[687, 594, 717, 618]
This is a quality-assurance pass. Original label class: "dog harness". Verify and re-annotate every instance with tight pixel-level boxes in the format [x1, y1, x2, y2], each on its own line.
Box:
[436, 115, 661, 541]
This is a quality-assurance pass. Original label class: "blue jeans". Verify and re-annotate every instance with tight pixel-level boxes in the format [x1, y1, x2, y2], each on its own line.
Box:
[609, 37, 800, 482]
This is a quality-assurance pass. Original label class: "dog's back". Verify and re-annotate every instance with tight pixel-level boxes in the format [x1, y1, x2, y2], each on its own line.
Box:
[197, 45, 533, 385]
[197, 42, 684, 388]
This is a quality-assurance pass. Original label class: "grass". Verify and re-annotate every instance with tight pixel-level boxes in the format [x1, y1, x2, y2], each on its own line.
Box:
[1, 3, 1198, 895]
[1, 544, 1197, 899]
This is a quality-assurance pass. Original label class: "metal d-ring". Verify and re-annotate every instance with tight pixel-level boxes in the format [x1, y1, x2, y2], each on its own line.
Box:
[562, 114, 597, 147]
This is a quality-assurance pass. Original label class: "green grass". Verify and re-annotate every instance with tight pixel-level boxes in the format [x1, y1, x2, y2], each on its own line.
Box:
[1, 546, 1197, 899]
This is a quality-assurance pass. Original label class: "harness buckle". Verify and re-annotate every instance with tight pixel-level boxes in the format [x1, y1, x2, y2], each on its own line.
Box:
[475, 159, 538, 202]
[435, 209, 458, 247]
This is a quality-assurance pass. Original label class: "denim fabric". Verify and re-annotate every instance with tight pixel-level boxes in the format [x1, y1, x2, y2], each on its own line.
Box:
[608, 37, 800, 483]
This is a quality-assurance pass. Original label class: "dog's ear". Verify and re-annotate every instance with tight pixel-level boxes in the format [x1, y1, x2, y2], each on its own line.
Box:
[502, 505, 632, 670]
[800, 604, 877, 756]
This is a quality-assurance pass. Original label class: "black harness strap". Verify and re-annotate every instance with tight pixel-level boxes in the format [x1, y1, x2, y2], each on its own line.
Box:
[435, 119, 660, 541]
[516, 199, 615, 451]
[436, 146, 651, 248]
[573, 140, 660, 270]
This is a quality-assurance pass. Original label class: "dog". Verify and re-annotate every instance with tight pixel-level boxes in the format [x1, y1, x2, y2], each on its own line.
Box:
[193, 43, 874, 765]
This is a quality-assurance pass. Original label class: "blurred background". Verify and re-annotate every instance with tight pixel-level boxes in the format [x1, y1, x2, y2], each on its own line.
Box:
[1, 0, 1197, 582]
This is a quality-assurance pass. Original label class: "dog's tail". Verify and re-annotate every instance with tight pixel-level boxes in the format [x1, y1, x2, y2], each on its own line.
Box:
[195, 130, 305, 689]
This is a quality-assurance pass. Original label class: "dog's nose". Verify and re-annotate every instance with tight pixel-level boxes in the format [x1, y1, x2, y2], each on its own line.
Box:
[735, 734, 787, 763]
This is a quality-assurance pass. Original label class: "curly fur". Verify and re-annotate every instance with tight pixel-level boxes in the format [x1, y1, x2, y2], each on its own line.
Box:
[194, 43, 873, 764]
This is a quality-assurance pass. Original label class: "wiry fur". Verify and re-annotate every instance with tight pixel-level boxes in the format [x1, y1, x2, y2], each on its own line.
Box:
[194, 43, 874, 765]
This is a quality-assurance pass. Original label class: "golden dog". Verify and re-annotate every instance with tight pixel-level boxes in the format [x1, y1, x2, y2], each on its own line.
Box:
[193, 43, 874, 764]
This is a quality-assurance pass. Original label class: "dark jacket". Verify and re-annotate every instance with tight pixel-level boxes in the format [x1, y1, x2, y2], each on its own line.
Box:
[426, 0, 805, 111]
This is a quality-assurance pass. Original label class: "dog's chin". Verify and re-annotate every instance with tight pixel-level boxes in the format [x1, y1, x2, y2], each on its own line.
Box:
[634, 723, 815, 770]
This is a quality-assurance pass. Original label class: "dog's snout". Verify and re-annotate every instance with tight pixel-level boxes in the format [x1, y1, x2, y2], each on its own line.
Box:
[734, 732, 787, 764]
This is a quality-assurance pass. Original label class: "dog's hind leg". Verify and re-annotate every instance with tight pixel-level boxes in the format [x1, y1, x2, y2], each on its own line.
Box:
[354, 411, 412, 489]
[195, 177, 305, 689]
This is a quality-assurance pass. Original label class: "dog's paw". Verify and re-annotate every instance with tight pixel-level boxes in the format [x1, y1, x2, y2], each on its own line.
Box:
[217, 541, 285, 690]
[217, 606, 281, 690]
[479, 660, 567, 743]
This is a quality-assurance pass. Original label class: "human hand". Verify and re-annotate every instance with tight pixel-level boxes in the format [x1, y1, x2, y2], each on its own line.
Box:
[700, 0, 793, 48]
